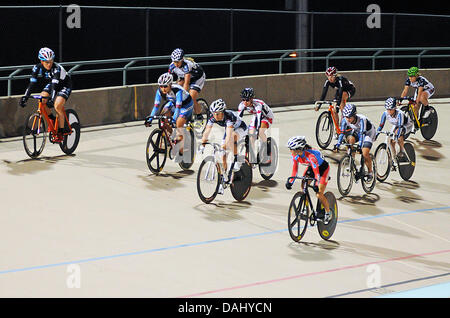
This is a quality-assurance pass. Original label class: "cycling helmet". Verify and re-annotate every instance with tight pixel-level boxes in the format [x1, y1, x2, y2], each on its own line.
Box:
[240, 87, 255, 100]
[407, 67, 419, 77]
[157, 72, 173, 86]
[171, 48, 185, 62]
[210, 99, 227, 113]
[343, 103, 357, 118]
[286, 136, 307, 150]
[384, 97, 397, 110]
[38, 47, 55, 61]
[325, 66, 337, 76]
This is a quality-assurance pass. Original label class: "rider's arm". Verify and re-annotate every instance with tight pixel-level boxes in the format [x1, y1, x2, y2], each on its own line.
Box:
[358, 118, 366, 148]
[319, 80, 330, 101]
[290, 156, 299, 180]
[237, 102, 245, 118]
[335, 78, 344, 105]
[415, 86, 424, 104]
[183, 73, 191, 92]
[201, 124, 213, 145]
[336, 118, 347, 146]
[377, 111, 387, 132]
[149, 90, 163, 117]
[223, 125, 234, 150]
[400, 78, 410, 100]
[395, 111, 404, 140]
[254, 103, 263, 133]
[23, 65, 40, 99]
[172, 90, 183, 122]
[48, 65, 62, 102]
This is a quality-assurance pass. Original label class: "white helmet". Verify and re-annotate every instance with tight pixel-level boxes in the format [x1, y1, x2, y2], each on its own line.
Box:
[286, 136, 307, 150]
[157, 72, 173, 86]
[38, 47, 55, 61]
[210, 99, 227, 113]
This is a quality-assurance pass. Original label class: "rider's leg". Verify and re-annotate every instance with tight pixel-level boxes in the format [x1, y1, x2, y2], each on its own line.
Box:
[54, 96, 67, 130]
[175, 116, 187, 154]
[339, 91, 349, 125]
[248, 127, 257, 163]
[161, 108, 173, 135]
[347, 135, 356, 159]
[40, 91, 55, 121]
[317, 184, 331, 214]
[189, 89, 200, 115]
[362, 146, 373, 175]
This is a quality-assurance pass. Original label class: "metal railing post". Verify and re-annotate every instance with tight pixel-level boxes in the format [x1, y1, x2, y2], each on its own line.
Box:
[229, 54, 241, 77]
[372, 50, 383, 70]
[279, 52, 291, 74]
[325, 50, 337, 69]
[7, 68, 23, 96]
[418, 50, 428, 68]
[123, 60, 137, 85]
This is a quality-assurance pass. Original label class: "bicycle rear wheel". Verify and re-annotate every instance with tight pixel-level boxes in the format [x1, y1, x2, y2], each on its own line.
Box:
[23, 113, 46, 159]
[398, 142, 416, 181]
[193, 98, 209, 139]
[146, 128, 168, 174]
[258, 137, 278, 180]
[361, 154, 376, 194]
[60, 109, 81, 155]
[317, 192, 338, 240]
[337, 155, 353, 197]
[230, 159, 252, 202]
[315, 111, 334, 150]
[178, 128, 196, 170]
[420, 106, 438, 140]
[287, 192, 309, 242]
[197, 156, 221, 204]
[374, 143, 391, 182]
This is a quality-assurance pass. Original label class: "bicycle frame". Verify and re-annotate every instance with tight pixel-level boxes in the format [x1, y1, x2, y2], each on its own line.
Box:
[314, 100, 348, 135]
[378, 131, 413, 165]
[287, 176, 321, 214]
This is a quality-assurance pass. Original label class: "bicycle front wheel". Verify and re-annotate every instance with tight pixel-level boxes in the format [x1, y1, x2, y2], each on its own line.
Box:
[287, 192, 309, 242]
[230, 159, 253, 202]
[60, 109, 81, 155]
[23, 113, 46, 159]
[193, 98, 209, 139]
[146, 128, 168, 174]
[420, 106, 438, 140]
[398, 142, 416, 181]
[197, 156, 221, 204]
[337, 155, 353, 197]
[315, 111, 334, 149]
[374, 143, 391, 183]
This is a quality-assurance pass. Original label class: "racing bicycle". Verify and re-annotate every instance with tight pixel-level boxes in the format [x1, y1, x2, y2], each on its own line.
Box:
[399, 96, 438, 140]
[314, 100, 351, 149]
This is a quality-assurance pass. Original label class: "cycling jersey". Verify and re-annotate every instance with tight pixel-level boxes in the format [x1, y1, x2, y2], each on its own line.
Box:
[377, 110, 413, 139]
[320, 76, 356, 104]
[149, 84, 193, 121]
[405, 76, 434, 91]
[337, 114, 376, 148]
[24, 62, 72, 101]
[290, 149, 330, 185]
[168, 58, 206, 91]
[207, 110, 248, 144]
[237, 98, 274, 130]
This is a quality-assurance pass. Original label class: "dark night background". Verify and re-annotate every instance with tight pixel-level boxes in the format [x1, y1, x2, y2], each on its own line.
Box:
[1, 1, 450, 95]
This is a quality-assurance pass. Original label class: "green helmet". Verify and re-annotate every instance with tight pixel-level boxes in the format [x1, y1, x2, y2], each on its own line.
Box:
[407, 67, 419, 77]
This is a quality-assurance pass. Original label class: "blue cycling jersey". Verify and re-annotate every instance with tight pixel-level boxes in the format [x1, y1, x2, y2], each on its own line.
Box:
[150, 84, 193, 121]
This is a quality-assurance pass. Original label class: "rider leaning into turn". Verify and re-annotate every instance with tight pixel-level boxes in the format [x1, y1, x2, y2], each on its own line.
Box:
[168, 48, 206, 121]
[377, 97, 414, 161]
[200, 99, 248, 191]
[399, 66, 435, 128]
[145, 72, 194, 161]
[237, 87, 274, 164]
[19, 47, 72, 134]
[333, 103, 376, 182]
[285, 136, 331, 220]
[319, 66, 356, 124]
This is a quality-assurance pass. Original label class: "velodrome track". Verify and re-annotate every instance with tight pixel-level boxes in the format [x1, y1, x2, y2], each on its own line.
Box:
[0, 99, 449, 298]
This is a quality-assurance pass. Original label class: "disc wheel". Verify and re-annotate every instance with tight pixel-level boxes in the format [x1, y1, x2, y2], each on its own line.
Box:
[59, 109, 81, 155]
[420, 106, 438, 140]
[178, 128, 196, 170]
[317, 192, 338, 241]
[230, 159, 252, 202]
[398, 142, 416, 181]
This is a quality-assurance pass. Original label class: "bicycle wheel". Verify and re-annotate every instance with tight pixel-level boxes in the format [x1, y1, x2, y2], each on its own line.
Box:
[398, 142, 416, 181]
[258, 137, 278, 180]
[197, 156, 221, 204]
[60, 109, 81, 155]
[374, 143, 391, 182]
[361, 154, 377, 194]
[420, 106, 438, 140]
[315, 111, 334, 149]
[337, 155, 353, 197]
[178, 128, 196, 170]
[287, 192, 309, 242]
[193, 98, 209, 139]
[23, 113, 46, 159]
[317, 192, 338, 241]
[146, 128, 168, 174]
[230, 159, 252, 202]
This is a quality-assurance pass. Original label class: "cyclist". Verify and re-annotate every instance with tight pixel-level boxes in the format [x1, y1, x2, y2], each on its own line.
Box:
[333, 103, 376, 182]
[318, 66, 356, 124]
[168, 48, 206, 121]
[399, 67, 435, 127]
[237, 87, 274, 164]
[199, 99, 248, 192]
[376, 97, 414, 162]
[145, 72, 194, 161]
[285, 136, 331, 220]
[19, 47, 72, 134]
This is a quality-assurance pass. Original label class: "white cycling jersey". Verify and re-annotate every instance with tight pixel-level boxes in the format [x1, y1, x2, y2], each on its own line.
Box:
[237, 98, 274, 129]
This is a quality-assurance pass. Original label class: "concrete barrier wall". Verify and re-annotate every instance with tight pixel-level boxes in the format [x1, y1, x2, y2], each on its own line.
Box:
[1, 68, 449, 138]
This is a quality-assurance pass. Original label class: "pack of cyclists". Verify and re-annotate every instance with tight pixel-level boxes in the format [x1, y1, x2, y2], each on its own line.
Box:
[18, 47, 435, 204]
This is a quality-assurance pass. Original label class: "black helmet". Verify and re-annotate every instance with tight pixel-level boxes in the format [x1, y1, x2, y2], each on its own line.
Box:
[240, 87, 255, 100]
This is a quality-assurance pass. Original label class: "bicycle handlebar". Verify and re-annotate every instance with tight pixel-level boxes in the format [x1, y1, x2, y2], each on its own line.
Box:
[314, 100, 335, 111]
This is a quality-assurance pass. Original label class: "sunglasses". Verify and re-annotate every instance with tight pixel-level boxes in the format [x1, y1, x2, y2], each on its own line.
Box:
[159, 85, 169, 88]
[241, 98, 251, 102]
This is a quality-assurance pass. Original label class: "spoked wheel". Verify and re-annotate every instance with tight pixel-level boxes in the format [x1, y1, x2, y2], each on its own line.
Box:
[315, 111, 334, 150]
[258, 137, 278, 180]
[374, 143, 392, 183]
[230, 159, 252, 202]
[23, 113, 47, 159]
[60, 109, 81, 155]
[337, 155, 353, 197]
[317, 192, 338, 241]
[178, 128, 196, 170]
[398, 142, 416, 181]
[287, 192, 309, 242]
[146, 128, 168, 174]
[361, 154, 377, 194]
[420, 106, 438, 140]
[197, 156, 221, 204]
[193, 98, 209, 139]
